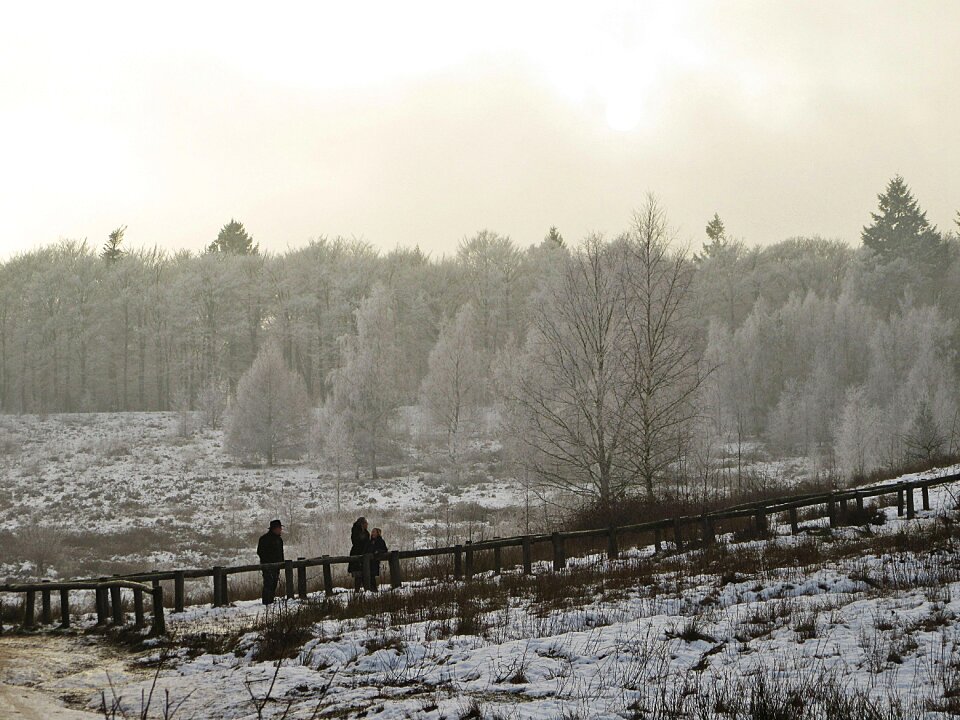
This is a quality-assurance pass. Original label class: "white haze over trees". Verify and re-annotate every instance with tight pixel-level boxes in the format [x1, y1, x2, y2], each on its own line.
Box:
[2, 178, 960, 508]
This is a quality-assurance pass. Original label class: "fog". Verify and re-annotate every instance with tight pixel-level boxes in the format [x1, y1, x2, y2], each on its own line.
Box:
[2, 1, 958, 257]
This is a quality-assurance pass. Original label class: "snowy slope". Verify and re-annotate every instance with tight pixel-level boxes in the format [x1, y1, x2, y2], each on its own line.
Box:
[8, 467, 960, 719]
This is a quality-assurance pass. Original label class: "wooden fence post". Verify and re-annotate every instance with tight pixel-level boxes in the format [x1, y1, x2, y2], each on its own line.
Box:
[828, 496, 837, 528]
[389, 551, 402, 589]
[522, 537, 533, 575]
[897, 488, 904, 517]
[607, 526, 619, 560]
[855, 492, 864, 514]
[654, 527, 663, 554]
[906, 483, 915, 519]
[211, 568, 221, 607]
[839, 497, 848, 520]
[284, 560, 295, 600]
[552, 532, 566, 571]
[673, 517, 684, 551]
[789, 507, 799, 534]
[322, 556, 333, 597]
[110, 585, 123, 624]
[212, 567, 223, 607]
[755, 507, 768, 535]
[95, 583, 108, 626]
[59, 588, 70, 629]
[24, 589, 36, 629]
[465, 542, 474, 579]
[174, 571, 185, 613]
[922, 484, 930, 511]
[133, 588, 145, 629]
[453, 545, 463, 580]
[493, 538, 502, 575]
[297, 558, 308, 600]
[41, 581, 52, 625]
[150, 585, 165, 636]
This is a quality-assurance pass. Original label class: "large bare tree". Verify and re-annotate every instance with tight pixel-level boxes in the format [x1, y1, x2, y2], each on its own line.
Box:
[624, 195, 705, 499]
[517, 235, 640, 508]
[516, 196, 705, 507]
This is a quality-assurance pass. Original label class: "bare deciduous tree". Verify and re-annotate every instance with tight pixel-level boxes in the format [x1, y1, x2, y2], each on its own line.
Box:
[516, 235, 639, 508]
[624, 195, 706, 499]
[515, 196, 705, 507]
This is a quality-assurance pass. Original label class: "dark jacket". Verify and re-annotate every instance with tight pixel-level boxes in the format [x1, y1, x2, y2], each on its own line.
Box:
[257, 531, 284, 565]
[369, 536, 388, 576]
[348, 522, 370, 573]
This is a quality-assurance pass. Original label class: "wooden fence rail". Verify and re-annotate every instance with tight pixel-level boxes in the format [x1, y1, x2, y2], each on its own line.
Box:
[1, 472, 956, 634]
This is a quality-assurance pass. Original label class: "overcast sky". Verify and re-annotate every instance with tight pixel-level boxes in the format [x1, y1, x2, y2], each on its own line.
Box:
[1, 1, 958, 259]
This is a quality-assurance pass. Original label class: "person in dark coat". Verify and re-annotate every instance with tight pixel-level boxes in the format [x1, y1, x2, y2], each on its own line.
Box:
[257, 519, 284, 605]
[348, 517, 370, 591]
[369, 527, 388, 590]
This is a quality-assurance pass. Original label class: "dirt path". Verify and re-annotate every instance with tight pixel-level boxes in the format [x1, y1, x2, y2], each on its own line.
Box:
[0, 635, 124, 719]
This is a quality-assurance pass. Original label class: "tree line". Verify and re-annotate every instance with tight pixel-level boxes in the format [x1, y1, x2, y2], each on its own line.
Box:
[4, 178, 960, 504]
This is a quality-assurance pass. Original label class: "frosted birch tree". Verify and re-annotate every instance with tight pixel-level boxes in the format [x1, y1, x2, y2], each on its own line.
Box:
[327, 285, 402, 479]
[834, 385, 886, 479]
[226, 343, 310, 464]
[419, 303, 484, 472]
[315, 403, 354, 510]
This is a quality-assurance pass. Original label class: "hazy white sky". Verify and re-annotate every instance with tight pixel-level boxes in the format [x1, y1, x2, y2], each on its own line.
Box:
[1, 1, 958, 259]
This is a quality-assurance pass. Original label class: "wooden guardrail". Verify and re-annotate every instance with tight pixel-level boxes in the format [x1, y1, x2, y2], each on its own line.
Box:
[0, 578, 164, 635]
[1, 471, 956, 633]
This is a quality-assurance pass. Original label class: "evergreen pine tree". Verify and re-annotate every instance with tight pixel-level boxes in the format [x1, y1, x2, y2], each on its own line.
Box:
[695, 213, 727, 262]
[861, 175, 944, 268]
[544, 226, 564, 248]
[208, 219, 259, 255]
[101, 225, 126, 264]
[706, 213, 726, 244]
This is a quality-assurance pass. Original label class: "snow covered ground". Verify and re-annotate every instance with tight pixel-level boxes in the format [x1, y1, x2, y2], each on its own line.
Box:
[0, 412, 525, 579]
[4, 465, 960, 718]
[0, 411, 825, 581]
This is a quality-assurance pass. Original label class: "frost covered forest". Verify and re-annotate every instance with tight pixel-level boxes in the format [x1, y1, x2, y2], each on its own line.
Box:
[2, 177, 960, 506]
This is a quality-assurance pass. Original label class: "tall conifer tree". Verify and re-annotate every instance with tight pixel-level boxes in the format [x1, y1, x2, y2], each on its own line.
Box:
[208, 219, 259, 255]
[862, 175, 944, 268]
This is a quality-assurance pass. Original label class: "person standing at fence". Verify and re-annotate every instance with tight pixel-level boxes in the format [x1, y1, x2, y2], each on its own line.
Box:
[348, 517, 370, 591]
[369, 527, 388, 591]
[257, 519, 284, 604]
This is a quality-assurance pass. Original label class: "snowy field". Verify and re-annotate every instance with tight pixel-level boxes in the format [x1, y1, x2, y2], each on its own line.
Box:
[2, 466, 960, 718]
[0, 411, 821, 582]
[0, 411, 525, 579]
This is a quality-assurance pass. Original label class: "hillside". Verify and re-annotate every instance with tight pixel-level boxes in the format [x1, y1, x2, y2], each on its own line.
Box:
[2, 466, 959, 719]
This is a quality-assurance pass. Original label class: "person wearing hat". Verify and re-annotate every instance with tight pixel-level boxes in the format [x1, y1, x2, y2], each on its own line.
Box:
[257, 519, 284, 605]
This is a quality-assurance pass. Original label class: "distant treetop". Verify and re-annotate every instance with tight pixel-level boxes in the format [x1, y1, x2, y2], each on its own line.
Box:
[861, 175, 945, 269]
[544, 226, 564, 248]
[101, 225, 127, 264]
[208, 219, 259, 255]
[694, 213, 728, 262]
